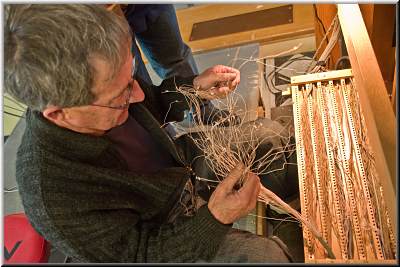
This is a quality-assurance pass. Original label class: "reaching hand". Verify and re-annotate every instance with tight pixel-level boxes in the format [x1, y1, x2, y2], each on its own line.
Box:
[207, 163, 261, 224]
[193, 65, 240, 100]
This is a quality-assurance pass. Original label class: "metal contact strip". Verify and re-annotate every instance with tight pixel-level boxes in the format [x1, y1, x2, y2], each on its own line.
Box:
[317, 82, 348, 259]
[379, 186, 397, 257]
[292, 86, 314, 260]
[331, 80, 366, 259]
[306, 83, 329, 247]
[342, 82, 384, 259]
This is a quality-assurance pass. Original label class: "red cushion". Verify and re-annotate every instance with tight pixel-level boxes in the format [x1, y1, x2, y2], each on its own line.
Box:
[4, 213, 50, 263]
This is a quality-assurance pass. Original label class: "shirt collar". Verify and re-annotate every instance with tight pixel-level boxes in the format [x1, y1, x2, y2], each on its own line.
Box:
[27, 109, 112, 160]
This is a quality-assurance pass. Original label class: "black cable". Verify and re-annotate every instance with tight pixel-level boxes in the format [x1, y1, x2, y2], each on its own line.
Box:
[265, 57, 294, 93]
[4, 104, 25, 113]
[264, 55, 314, 107]
[263, 58, 280, 94]
[3, 111, 25, 119]
[334, 56, 350, 70]
[4, 186, 18, 192]
[4, 95, 26, 110]
[313, 4, 329, 45]
[269, 56, 309, 91]
[264, 56, 310, 93]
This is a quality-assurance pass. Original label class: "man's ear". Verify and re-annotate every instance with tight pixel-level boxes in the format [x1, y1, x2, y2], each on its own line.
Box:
[42, 106, 66, 125]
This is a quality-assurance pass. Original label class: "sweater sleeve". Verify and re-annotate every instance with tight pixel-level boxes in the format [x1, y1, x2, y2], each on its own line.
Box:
[17, 151, 231, 263]
[46, 201, 231, 263]
[144, 205, 231, 262]
[19, 168, 232, 263]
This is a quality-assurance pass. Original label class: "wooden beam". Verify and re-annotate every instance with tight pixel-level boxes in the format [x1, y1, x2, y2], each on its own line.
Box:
[359, 4, 396, 95]
[391, 61, 396, 113]
[290, 69, 352, 85]
[314, 4, 342, 70]
[256, 201, 266, 236]
[176, 4, 315, 53]
[337, 4, 396, 235]
[308, 259, 398, 264]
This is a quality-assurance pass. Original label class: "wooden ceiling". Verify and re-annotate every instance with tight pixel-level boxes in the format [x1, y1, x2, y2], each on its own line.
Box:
[176, 4, 315, 54]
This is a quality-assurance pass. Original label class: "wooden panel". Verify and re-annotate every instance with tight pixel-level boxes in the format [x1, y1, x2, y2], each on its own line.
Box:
[177, 4, 315, 53]
[391, 62, 396, 113]
[313, 4, 342, 70]
[292, 76, 396, 260]
[337, 4, 396, 235]
[359, 4, 396, 95]
[308, 259, 397, 264]
[256, 201, 266, 236]
[290, 69, 352, 85]
[190, 5, 293, 41]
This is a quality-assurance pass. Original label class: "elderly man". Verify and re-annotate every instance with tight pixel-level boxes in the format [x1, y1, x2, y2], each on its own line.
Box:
[5, 5, 293, 263]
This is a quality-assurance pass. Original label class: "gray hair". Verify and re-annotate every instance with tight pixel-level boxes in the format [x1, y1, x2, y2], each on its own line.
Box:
[4, 4, 132, 111]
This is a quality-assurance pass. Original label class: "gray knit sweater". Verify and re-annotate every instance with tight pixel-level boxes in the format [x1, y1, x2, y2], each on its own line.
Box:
[15, 77, 231, 263]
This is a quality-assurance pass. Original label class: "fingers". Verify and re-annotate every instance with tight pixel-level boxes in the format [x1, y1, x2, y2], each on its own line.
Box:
[208, 166, 261, 225]
[237, 173, 260, 212]
[239, 172, 260, 200]
[219, 162, 245, 193]
[215, 72, 237, 83]
[214, 65, 239, 74]
[208, 86, 232, 99]
[209, 71, 239, 98]
[214, 65, 240, 85]
[213, 69, 240, 87]
[194, 65, 240, 100]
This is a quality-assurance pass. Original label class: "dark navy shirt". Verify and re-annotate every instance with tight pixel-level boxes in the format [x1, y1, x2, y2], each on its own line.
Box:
[124, 4, 170, 33]
[106, 115, 175, 173]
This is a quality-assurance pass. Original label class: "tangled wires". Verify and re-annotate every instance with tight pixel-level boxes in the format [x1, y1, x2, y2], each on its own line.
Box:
[171, 83, 335, 259]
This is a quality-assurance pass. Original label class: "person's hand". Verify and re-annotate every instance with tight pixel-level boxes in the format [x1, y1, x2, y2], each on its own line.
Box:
[193, 65, 240, 100]
[103, 4, 126, 16]
[207, 163, 260, 224]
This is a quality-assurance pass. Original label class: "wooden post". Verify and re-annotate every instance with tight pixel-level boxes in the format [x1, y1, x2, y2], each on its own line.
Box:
[256, 201, 266, 236]
[391, 59, 397, 113]
[313, 4, 342, 70]
[359, 4, 396, 95]
[337, 4, 397, 236]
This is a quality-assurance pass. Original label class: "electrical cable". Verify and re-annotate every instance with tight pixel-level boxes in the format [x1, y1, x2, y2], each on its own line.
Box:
[263, 58, 280, 94]
[308, 15, 340, 73]
[268, 56, 310, 91]
[264, 55, 311, 94]
[263, 55, 314, 107]
[4, 95, 26, 110]
[335, 56, 350, 70]
[3, 111, 25, 119]
[307, 14, 339, 72]
[313, 4, 329, 45]
[4, 104, 26, 113]
[4, 186, 18, 193]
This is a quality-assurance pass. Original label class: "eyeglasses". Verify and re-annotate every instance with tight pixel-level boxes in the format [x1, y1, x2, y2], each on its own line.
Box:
[90, 56, 137, 110]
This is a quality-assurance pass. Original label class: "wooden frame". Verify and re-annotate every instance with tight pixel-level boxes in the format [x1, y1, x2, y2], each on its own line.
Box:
[176, 4, 314, 54]
[313, 4, 342, 70]
[391, 59, 397, 113]
[337, 4, 396, 235]
[290, 69, 353, 85]
[289, 5, 397, 262]
[291, 71, 396, 262]
[359, 4, 396, 95]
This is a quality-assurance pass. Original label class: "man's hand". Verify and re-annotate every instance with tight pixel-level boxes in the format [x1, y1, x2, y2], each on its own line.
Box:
[193, 65, 240, 100]
[103, 4, 126, 16]
[208, 163, 261, 224]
